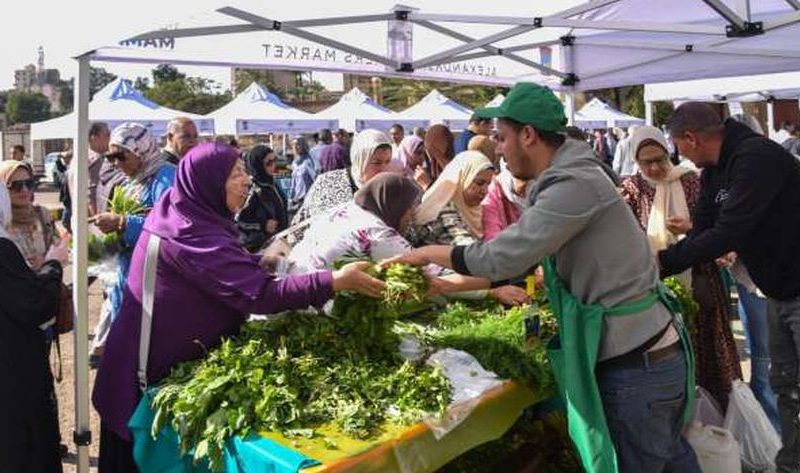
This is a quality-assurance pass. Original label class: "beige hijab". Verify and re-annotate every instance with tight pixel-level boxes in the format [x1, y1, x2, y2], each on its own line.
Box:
[415, 150, 493, 238]
[0, 160, 36, 225]
[629, 126, 693, 252]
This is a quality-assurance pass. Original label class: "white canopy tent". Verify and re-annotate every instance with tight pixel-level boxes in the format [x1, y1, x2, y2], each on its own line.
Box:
[644, 71, 800, 133]
[207, 82, 338, 134]
[395, 89, 473, 131]
[573, 97, 645, 129]
[30, 78, 214, 140]
[315, 88, 426, 132]
[485, 93, 506, 107]
[645, 71, 800, 103]
[67, 1, 800, 470]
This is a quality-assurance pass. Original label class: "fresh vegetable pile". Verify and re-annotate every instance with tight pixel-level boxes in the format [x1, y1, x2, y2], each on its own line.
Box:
[395, 301, 557, 393]
[151, 263, 450, 470]
[150, 262, 558, 471]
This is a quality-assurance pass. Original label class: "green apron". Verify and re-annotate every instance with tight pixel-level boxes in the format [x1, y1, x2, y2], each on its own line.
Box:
[542, 257, 695, 473]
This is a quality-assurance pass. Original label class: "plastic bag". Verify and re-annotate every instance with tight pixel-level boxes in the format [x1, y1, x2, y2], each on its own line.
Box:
[692, 385, 724, 428]
[685, 422, 741, 473]
[723, 379, 781, 471]
[424, 349, 503, 439]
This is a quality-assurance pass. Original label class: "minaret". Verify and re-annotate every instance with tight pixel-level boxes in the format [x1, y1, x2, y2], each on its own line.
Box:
[37, 46, 45, 86]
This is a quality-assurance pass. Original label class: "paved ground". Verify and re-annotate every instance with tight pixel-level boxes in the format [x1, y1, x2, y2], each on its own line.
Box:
[34, 188, 753, 473]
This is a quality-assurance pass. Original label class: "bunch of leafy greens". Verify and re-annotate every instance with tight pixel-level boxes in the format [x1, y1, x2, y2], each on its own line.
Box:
[151, 263, 448, 471]
[395, 301, 557, 394]
[87, 186, 147, 262]
[663, 277, 699, 333]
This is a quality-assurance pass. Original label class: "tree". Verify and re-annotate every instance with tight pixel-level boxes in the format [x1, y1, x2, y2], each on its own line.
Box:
[6, 91, 51, 124]
[153, 64, 186, 84]
[90, 67, 117, 98]
[233, 69, 281, 97]
[133, 77, 150, 92]
[59, 79, 74, 112]
[144, 76, 231, 115]
[380, 78, 506, 111]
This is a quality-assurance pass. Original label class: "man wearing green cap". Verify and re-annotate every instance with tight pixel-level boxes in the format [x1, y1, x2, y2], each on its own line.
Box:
[387, 83, 700, 473]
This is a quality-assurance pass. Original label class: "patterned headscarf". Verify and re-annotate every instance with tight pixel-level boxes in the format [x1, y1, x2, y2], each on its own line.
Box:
[110, 122, 166, 197]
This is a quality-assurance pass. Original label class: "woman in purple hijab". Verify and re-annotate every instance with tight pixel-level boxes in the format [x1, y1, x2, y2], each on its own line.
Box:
[92, 143, 384, 472]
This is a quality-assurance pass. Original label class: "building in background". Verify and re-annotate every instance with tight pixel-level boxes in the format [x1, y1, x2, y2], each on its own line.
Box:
[13, 47, 65, 113]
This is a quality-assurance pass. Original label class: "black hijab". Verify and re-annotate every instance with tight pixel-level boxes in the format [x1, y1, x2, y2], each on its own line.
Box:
[354, 173, 421, 230]
[244, 144, 274, 188]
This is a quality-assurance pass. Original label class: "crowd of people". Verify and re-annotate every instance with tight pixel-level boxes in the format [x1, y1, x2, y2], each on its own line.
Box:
[2, 82, 800, 473]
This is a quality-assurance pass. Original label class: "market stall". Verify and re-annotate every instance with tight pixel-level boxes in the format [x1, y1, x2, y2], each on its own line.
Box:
[67, 2, 800, 471]
[573, 98, 645, 129]
[30, 78, 214, 140]
[207, 82, 338, 135]
[394, 90, 473, 132]
[315, 88, 426, 132]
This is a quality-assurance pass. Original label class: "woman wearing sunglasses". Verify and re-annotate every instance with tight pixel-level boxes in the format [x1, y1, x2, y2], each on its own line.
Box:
[620, 125, 741, 410]
[235, 144, 288, 253]
[90, 123, 176, 353]
[0, 161, 67, 270]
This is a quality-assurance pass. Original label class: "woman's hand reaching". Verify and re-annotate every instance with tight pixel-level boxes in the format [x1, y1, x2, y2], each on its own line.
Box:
[332, 261, 386, 298]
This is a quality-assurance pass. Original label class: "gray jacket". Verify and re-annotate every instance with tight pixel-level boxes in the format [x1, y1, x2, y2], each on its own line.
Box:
[452, 139, 672, 361]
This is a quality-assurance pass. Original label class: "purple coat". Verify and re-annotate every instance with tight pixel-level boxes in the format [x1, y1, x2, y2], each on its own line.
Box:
[319, 142, 348, 174]
[92, 144, 333, 440]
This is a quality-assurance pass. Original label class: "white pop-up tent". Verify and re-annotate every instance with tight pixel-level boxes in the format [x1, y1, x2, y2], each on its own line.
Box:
[645, 71, 800, 103]
[30, 78, 214, 140]
[207, 82, 338, 134]
[573, 97, 645, 129]
[485, 94, 506, 107]
[395, 89, 473, 131]
[66, 1, 800, 470]
[315, 88, 426, 132]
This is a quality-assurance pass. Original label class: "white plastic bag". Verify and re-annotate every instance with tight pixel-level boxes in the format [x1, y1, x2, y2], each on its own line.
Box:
[692, 385, 724, 428]
[423, 349, 503, 439]
[724, 379, 781, 471]
[685, 422, 741, 473]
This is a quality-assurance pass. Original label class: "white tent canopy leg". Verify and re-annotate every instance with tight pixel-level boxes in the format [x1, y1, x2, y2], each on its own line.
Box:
[565, 92, 576, 126]
[645, 101, 654, 126]
[72, 54, 92, 473]
[767, 100, 776, 139]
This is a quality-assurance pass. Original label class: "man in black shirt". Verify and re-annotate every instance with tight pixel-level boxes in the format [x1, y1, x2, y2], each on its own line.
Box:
[160, 117, 198, 165]
[659, 102, 800, 471]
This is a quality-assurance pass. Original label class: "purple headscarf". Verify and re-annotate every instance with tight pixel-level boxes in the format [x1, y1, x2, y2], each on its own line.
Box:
[145, 142, 239, 241]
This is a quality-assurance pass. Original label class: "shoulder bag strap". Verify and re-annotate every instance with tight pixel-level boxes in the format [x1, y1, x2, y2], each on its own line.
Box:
[138, 234, 161, 392]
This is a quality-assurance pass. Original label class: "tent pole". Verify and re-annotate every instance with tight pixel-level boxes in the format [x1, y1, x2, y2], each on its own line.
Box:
[72, 53, 92, 473]
[645, 101, 654, 126]
[565, 93, 576, 126]
[767, 100, 776, 139]
[282, 133, 287, 158]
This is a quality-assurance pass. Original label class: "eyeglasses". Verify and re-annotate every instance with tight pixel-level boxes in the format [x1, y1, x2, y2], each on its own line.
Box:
[638, 155, 669, 168]
[104, 151, 127, 163]
[8, 178, 36, 192]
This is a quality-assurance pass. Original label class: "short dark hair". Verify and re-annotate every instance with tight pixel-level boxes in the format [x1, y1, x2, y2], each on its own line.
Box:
[668, 102, 723, 137]
[389, 124, 404, 133]
[565, 126, 587, 141]
[469, 114, 491, 124]
[12, 144, 25, 154]
[499, 118, 566, 149]
[89, 122, 109, 138]
[318, 129, 333, 144]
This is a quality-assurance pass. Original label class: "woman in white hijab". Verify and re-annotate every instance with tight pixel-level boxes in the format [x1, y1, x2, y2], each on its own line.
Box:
[411, 150, 494, 246]
[291, 129, 393, 224]
[620, 125, 742, 410]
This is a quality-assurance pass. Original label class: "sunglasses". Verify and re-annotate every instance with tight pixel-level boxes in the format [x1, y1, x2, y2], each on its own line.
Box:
[9, 178, 36, 192]
[104, 151, 127, 163]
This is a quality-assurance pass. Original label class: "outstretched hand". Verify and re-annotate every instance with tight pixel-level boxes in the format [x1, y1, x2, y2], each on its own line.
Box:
[332, 261, 385, 298]
[381, 248, 431, 268]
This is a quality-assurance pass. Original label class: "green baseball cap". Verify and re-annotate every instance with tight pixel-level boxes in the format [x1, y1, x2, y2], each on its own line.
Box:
[475, 83, 567, 132]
